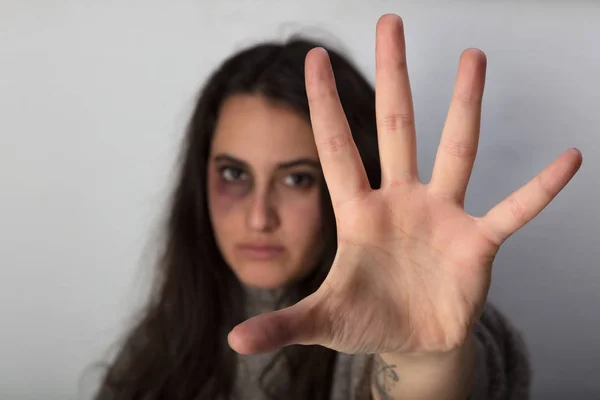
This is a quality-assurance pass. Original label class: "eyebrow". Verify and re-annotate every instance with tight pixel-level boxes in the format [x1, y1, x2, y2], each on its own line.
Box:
[213, 153, 321, 170]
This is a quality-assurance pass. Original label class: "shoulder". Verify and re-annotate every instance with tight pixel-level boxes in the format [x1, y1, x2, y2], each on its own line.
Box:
[472, 301, 532, 399]
[331, 352, 373, 400]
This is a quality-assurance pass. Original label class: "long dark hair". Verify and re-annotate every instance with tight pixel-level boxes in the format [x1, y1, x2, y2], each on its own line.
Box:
[96, 36, 381, 400]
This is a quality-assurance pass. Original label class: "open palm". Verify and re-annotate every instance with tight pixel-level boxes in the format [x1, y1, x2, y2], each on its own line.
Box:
[228, 14, 582, 356]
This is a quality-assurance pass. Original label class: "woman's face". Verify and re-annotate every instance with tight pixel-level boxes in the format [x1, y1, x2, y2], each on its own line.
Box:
[207, 94, 325, 289]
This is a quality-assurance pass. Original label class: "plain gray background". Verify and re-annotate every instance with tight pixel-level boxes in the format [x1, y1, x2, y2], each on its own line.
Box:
[1, 1, 598, 399]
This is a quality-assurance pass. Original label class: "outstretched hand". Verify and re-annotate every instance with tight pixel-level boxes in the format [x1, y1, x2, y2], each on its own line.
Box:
[228, 14, 582, 357]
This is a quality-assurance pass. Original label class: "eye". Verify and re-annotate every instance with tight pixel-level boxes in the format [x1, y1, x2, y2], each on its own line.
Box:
[284, 173, 315, 188]
[219, 166, 248, 182]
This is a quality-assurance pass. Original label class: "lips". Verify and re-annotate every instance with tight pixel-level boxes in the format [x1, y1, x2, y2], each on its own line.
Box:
[236, 243, 285, 260]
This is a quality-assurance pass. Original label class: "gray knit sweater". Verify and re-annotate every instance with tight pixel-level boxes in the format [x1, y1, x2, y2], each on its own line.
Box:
[233, 286, 531, 400]
[96, 286, 531, 399]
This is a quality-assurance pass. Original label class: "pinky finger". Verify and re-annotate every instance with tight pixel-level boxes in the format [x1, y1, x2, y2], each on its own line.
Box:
[479, 148, 583, 245]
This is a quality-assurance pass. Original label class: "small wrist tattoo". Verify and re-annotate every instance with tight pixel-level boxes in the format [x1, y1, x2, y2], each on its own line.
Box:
[372, 354, 399, 400]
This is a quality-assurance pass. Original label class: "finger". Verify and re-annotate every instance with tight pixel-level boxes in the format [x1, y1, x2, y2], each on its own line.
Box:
[227, 296, 324, 354]
[376, 14, 419, 186]
[429, 49, 487, 204]
[479, 148, 583, 245]
[305, 47, 371, 206]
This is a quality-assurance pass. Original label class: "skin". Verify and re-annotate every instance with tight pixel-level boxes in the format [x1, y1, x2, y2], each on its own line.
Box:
[207, 94, 325, 290]
[228, 14, 583, 400]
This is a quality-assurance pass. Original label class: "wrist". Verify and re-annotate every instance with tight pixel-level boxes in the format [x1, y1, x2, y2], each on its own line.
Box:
[372, 333, 477, 400]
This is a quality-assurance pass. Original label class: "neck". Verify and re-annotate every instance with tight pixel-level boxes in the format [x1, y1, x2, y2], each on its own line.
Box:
[242, 284, 289, 317]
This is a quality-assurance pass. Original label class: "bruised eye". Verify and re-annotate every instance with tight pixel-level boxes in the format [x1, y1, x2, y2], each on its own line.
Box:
[283, 173, 316, 188]
[218, 166, 248, 183]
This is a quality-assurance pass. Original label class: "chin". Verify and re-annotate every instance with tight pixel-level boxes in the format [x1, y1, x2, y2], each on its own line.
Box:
[238, 274, 288, 290]
[233, 264, 293, 290]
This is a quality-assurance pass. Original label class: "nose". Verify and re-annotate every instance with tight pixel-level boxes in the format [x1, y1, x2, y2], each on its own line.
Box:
[246, 188, 279, 232]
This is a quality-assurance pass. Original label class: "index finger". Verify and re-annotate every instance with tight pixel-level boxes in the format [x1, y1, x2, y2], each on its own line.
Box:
[305, 48, 371, 206]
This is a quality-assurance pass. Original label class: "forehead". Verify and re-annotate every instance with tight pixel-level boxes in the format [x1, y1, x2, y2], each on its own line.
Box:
[211, 94, 318, 166]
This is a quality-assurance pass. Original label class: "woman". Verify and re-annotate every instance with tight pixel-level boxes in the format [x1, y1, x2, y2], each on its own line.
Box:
[95, 14, 582, 400]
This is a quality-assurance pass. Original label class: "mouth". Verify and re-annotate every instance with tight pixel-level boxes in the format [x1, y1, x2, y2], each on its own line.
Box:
[236, 243, 285, 260]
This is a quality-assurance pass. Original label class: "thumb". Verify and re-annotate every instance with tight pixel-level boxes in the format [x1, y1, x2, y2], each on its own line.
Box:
[228, 295, 326, 354]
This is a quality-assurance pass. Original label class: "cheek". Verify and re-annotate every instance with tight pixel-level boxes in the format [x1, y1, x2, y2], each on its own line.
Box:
[282, 195, 323, 243]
